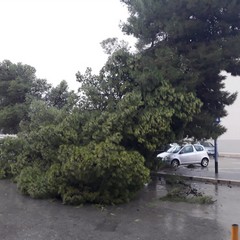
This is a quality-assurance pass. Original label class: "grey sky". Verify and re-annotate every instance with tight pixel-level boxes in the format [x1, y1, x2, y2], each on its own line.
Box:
[0, 0, 133, 89]
[220, 74, 240, 140]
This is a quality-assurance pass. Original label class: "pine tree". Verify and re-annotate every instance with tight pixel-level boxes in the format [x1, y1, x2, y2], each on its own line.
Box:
[120, 0, 240, 139]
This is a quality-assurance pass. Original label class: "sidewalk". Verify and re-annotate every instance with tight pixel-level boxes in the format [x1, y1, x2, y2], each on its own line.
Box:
[156, 156, 240, 186]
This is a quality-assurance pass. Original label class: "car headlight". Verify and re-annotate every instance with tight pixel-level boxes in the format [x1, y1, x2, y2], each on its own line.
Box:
[162, 156, 170, 161]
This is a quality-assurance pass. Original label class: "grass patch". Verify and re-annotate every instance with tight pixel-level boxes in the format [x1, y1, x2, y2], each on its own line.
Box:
[160, 176, 215, 204]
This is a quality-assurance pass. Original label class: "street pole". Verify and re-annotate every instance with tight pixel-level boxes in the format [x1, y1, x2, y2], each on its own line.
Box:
[214, 117, 220, 174]
[214, 138, 218, 174]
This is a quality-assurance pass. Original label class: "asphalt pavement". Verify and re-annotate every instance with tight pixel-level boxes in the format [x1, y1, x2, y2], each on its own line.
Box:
[1, 156, 240, 240]
[1, 177, 240, 240]
[157, 156, 240, 184]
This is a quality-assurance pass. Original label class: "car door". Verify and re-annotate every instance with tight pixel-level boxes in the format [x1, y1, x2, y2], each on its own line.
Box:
[194, 144, 207, 163]
[178, 145, 196, 164]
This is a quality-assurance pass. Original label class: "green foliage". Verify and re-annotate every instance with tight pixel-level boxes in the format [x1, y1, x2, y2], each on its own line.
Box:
[100, 37, 130, 55]
[45, 163, 63, 197]
[0, 137, 23, 179]
[0, 60, 50, 133]
[17, 165, 50, 199]
[3, 98, 150, 205]
[20, 99, 66, 132]
[58, 141, 149, 204]
[45, 80, 79, 110]
[76, 44, 201, 164]
[161, 186, 214, 204]
[161, 176, 214, 204]
[121, 0, 240, 139]
[14, 133, 149, 204]
[0, 60, 77, 134]
[76, 46, 135, 112]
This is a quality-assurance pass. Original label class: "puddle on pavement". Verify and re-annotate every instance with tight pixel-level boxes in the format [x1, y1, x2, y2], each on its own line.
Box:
[0, 178, 239, 240]
[137, 176, 240, 228]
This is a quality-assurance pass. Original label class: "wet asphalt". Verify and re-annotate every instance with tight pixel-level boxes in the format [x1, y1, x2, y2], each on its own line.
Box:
[160, 156, 240, 182]
[0, 173, 239, 240]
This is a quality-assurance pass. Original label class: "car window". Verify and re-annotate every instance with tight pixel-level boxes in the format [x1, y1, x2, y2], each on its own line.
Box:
[207, 142, 214, 147]
[194, 145, 204, 151]
[180, 145, 193, 154]
[172, 146, 181, 153]
[200, 142, 213, 147]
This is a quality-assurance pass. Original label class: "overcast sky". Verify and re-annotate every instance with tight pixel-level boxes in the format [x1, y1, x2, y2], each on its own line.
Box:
[0, 0, 134, 89]
[0, 0, 239, 139]
[220, 73, 240, 140]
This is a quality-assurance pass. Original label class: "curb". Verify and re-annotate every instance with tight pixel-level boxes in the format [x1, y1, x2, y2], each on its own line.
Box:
[152, 172, 240, 186]
[219, 152, 240, 158]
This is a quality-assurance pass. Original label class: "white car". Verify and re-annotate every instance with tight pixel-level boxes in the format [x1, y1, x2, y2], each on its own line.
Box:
[162, 144, 210, 168]
[199, 141, 215, 156]
[157, 145, 181, 159]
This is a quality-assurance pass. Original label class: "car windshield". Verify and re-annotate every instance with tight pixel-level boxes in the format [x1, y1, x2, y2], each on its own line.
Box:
[166, 146, 176, 153]
[172, 146, 181, 153]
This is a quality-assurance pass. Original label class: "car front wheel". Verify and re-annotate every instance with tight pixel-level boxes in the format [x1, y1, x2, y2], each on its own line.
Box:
[201, 158, 209, 167]
[171, 159, 179, 168]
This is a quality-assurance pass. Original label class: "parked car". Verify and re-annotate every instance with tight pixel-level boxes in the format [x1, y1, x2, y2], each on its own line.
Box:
[155, 143, 178, 155]
[161, 144, 210, 168]
[199, 141, 215, 156]
[157, 144, 181, 159]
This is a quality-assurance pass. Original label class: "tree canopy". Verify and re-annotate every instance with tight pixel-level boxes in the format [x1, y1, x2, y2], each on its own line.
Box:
[0, 60, 50, 133]
[120, 0, 240, 139]
[0, 60, 78, 134]
[77, 39, 202, 162]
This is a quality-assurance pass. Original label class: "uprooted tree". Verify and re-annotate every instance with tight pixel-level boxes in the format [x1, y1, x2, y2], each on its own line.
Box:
[0, 0, 240, 205]
[0, 42, 201, 204]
